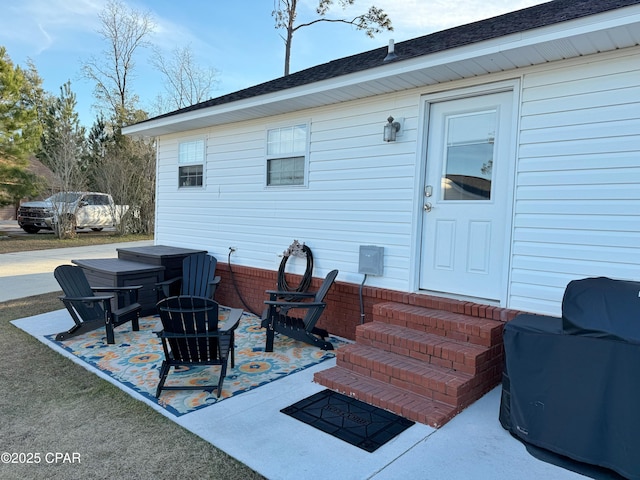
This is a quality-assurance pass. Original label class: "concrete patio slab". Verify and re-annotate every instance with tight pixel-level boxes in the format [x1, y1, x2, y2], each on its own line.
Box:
[11, 309, 587, 480]
[2, 239, 588, 479]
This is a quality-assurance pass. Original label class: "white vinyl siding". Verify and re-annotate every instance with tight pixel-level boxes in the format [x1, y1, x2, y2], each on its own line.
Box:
[155, 93, 419, 291]
[154, 47, 640, 315]
[509, 51, 640, 315]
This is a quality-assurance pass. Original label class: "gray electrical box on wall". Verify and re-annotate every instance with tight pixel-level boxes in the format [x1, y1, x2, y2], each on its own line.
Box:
[358, 245, 384, 276]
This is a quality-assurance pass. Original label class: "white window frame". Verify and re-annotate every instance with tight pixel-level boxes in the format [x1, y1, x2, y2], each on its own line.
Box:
[265, 122, 309, 187]
[178, 137, 206, 188]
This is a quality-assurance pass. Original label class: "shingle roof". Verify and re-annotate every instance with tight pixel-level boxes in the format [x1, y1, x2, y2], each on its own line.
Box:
[137, 0, 640, 125]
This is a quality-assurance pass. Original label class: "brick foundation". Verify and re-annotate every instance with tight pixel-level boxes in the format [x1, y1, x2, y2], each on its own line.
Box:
[214, 262, 521, 341]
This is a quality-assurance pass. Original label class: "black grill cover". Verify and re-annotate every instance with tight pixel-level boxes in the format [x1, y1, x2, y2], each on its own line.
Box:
[562, 277, 640, 343]
[500, 314, 640, 479]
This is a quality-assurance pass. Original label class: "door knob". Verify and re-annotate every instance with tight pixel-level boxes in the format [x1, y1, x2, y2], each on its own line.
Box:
[424, 202, 432, 212]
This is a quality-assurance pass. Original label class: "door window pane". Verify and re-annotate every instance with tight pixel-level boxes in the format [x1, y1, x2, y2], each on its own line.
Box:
[442, 110, 496, 200]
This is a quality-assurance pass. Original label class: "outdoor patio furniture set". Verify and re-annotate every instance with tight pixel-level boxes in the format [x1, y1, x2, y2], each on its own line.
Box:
[53, 246, 338, 399]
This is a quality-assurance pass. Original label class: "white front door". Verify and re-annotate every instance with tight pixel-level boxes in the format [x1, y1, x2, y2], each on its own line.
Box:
[419, 91, 514, 300]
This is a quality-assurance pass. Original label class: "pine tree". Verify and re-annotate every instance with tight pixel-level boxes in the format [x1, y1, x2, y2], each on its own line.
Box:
[0, 47, 43, 206]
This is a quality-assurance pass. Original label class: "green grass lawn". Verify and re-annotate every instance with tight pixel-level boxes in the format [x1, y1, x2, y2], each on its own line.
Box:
[0, 237, 264, 480]
[0, 228, 153, 254]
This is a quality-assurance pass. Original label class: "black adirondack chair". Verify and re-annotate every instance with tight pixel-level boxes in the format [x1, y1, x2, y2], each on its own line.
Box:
[261, 269, 338, 352]
[155, 253, 221, 300]
[54, 264, 142, 344]
[155, 296, 242, 398]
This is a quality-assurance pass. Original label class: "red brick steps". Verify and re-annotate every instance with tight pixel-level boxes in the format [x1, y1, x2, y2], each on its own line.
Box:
[355, 321, 489, 375]
[314, 365, 459, 427]
[314, 301, 507, 428]
[372, 303, 504, 347]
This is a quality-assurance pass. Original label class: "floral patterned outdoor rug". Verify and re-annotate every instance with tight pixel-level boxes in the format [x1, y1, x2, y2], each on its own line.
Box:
[46, 309, 344, 416]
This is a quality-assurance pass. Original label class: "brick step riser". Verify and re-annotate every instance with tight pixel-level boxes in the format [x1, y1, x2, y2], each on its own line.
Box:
[335, 345, 478, 407]
[389, 295, 515, 322]
[355, 337, 504, 378]
[335, 342, 504, 407]
[355, 323, 502, 376]
[314, 367, 460, 427]
[316, 364, 503, 425]
[372, 306, 504, 348]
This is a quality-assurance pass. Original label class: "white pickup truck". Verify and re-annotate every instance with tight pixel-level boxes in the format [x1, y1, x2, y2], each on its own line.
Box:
[17, 192, 128, 234]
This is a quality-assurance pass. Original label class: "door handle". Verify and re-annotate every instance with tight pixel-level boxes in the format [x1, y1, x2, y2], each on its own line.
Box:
[424, 202, 432, 212]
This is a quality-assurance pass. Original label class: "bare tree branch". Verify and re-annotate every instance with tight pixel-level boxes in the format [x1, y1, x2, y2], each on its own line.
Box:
[81, 0, 157, 235]
[150, 44, 219, 112]
[81, 0, 155, 126]
[273, 0, 392, 75]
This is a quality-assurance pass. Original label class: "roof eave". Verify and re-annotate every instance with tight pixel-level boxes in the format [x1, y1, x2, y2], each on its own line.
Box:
[123, 5, 640, 138]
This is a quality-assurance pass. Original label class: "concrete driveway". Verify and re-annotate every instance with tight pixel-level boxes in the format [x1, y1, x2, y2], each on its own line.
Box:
[0, 222, 153, 302]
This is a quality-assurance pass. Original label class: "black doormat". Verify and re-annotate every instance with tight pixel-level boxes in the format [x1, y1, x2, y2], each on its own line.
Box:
[281, 389, 415, 452]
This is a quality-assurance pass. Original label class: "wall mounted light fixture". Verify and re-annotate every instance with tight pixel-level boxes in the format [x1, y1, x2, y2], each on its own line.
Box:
[383, 116, 401, 142]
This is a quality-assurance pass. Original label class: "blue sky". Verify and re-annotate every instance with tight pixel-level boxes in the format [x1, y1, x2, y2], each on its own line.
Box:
[0, 0, 547, 127]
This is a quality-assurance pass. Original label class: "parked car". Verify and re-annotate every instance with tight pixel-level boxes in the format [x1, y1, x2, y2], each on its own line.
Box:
[17, 192, 129, 234]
